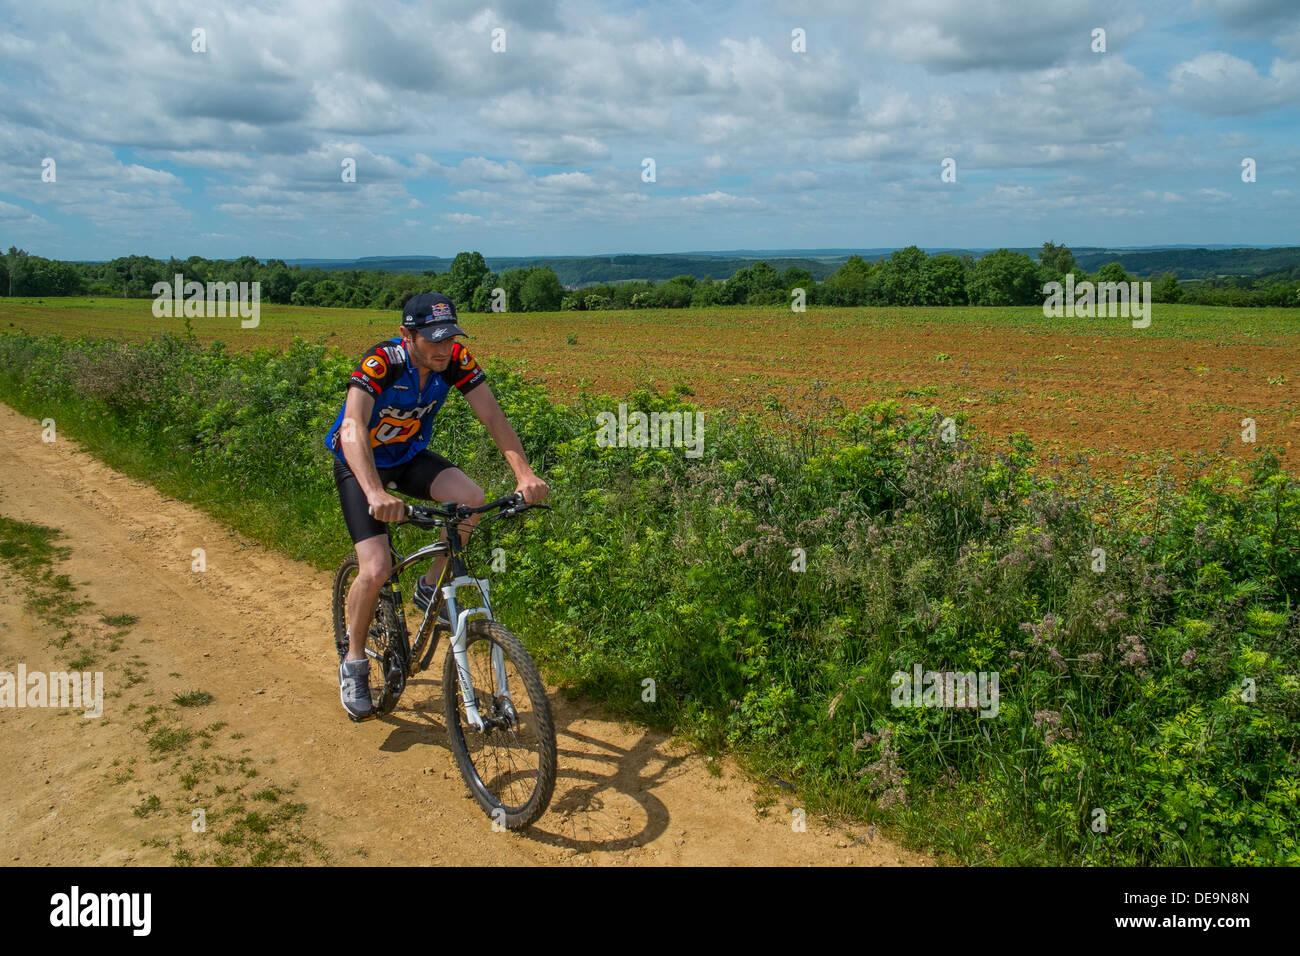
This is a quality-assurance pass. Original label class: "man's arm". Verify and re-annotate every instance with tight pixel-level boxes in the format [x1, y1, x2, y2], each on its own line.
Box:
[339, 387, 405, 521]
[464, 385, 549, 504]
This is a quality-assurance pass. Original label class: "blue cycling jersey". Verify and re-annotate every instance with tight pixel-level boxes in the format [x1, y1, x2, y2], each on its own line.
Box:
[325, 337, 486, 469]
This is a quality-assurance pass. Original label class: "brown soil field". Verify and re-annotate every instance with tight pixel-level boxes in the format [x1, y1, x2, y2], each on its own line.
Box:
[3, 299, 1297, 477]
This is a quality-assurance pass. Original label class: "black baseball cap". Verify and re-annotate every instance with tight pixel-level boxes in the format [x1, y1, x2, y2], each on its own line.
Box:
[401, 292, 468, 342]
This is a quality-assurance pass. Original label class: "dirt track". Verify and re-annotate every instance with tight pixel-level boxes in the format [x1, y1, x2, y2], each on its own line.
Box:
[0, 400, 929, 866]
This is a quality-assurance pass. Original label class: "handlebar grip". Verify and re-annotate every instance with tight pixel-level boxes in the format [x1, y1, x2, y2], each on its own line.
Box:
[367, 503, 413, 519]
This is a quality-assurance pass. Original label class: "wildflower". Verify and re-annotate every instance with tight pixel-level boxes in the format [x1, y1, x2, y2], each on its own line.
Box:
[1019, 613, 1061, 648]
[855, 727, 907, 808]
[877, 788, 907, 810]
[1032, 709, 1062, 728]
[1117, 634, 1148, 669]
[1180, 648, 1198, 666]
[1033, 709, 1075, 745]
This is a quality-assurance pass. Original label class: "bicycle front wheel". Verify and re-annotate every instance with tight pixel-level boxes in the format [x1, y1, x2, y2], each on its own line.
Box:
[444, 620, 556, 829]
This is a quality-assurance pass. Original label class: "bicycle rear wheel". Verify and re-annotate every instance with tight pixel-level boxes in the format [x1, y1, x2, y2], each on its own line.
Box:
[331, 554, 399, 714]
[444, 620, 556, 829]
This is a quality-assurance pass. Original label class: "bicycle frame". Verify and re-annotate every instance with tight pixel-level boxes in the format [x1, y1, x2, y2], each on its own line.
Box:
[384, 531, 505, 733]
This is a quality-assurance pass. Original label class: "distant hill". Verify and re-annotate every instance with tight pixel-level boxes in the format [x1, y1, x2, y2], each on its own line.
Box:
[1071, 247, 1300, 278]
[283, 245, 1300, 285]
[283, 253, 847, 286]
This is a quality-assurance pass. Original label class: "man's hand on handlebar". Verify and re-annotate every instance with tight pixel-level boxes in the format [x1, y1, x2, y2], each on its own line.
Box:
[367, 490, 406, 523]
[515, 474, 549, 506]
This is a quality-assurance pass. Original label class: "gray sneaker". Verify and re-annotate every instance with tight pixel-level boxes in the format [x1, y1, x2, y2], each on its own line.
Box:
[339, 658, 375, 721]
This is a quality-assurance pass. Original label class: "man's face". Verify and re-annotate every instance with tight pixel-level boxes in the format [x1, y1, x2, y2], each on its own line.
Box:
[403, 329, 456, 372]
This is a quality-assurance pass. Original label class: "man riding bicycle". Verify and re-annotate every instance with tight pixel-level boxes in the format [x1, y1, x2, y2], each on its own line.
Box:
[324, 291, 549, 721]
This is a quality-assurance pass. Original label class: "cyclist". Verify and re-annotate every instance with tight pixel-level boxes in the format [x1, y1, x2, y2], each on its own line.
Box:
[325, 291, 549, 721]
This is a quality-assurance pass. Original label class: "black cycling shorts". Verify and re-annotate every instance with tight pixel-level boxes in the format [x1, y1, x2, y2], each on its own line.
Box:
[333, 449, 458, 544]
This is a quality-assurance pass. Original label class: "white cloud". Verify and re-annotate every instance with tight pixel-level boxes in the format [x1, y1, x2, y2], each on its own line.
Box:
[1168, 51, 1300, 114]
[678, 191, 763, 211]
[515, 135, 611, 164]
[783, 0, 1142, 74]
[766, 170, 821, 190]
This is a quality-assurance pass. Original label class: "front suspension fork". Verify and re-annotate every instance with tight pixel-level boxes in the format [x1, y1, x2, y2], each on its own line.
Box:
[442, 576, 511, 731]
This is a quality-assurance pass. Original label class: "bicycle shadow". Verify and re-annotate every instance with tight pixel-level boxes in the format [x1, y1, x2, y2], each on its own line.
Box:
[372, 667, 685, 853]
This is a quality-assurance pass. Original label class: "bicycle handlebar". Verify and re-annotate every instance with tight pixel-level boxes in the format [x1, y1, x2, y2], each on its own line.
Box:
[367, 491, 551, 525]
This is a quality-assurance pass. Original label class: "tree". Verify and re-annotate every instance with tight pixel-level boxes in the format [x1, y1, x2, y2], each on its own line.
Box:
[232, 255, 260, 282]
[382, 273, 425, 310]
[1040, 240, 1077, 275]
[1096, 262, 1130, 285]
[497, 268, 530, 311]
[780, 266, 814, 290]
[744, 261, 782, 304]
[718, 267, 751, 305]
[261, 261, 297, 304]
[927, 254, 968, 306]
[519, 267, 564, 311]
[470, 272, 501, 312]
[1152, 272, 1182, 303]
[690, 281, 721, 307]
[4, 247, 28, 297]
[446, 251, 490, 305]
[967, 249, 1042, 306]
[825, 254, 877, 305]
[879, 245, 933, 305]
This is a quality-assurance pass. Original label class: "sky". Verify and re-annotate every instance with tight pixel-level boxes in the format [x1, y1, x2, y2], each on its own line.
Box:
[1, 0, 1298, 261]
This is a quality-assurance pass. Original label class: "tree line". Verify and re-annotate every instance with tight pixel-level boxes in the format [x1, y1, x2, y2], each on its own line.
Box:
[3, 243, 1297, 310]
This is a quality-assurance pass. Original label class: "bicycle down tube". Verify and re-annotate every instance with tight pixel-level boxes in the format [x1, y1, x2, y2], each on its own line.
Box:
[386, 537, 502, 732]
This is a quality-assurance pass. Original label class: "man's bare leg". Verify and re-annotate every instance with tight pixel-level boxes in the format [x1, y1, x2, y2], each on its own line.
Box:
[346, 533, 391, 661]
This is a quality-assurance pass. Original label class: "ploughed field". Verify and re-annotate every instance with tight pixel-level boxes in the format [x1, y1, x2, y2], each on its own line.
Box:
[3, 297, 1297, 477]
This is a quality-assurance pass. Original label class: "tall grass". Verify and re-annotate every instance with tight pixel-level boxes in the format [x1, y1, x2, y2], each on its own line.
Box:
[3, 328, 1297, 865]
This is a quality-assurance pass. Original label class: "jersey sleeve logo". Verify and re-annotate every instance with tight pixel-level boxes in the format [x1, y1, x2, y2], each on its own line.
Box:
[361, 354, 388, 380]
[447, 343, 485, 391]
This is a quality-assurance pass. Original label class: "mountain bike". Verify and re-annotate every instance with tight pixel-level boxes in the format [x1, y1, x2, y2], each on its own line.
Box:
[330, 491, 556, 830]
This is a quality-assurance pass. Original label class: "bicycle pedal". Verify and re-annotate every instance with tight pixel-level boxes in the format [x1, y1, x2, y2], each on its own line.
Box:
[386, 666, 405, 698]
